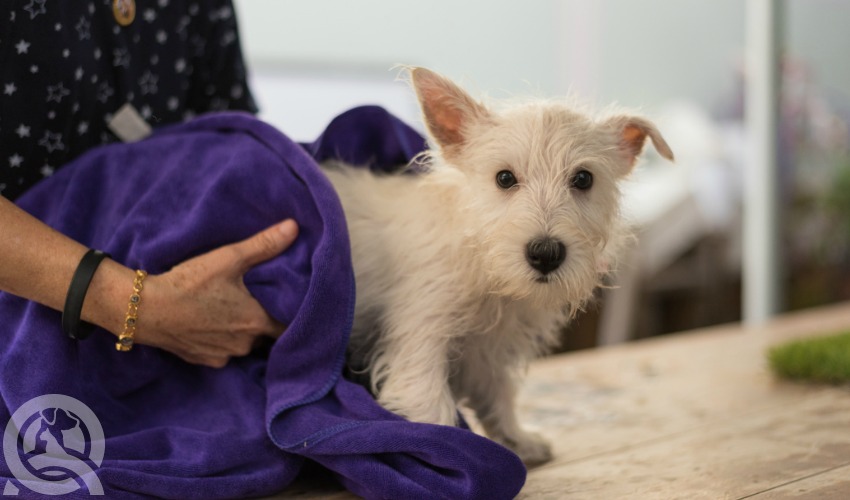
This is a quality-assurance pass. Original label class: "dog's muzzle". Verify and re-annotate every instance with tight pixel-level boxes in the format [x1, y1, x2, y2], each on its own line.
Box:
[526, 238, 566, 276]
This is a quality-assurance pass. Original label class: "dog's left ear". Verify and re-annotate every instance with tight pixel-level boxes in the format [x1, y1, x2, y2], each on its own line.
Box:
[410, 67, 491, 157]
[605, 115, 674, 175]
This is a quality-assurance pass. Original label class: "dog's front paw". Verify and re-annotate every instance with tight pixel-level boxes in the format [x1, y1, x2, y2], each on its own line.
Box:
[496, 430, 553, 466]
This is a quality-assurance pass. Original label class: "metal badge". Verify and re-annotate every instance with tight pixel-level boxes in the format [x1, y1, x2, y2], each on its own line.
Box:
[113, 0, 136, 26]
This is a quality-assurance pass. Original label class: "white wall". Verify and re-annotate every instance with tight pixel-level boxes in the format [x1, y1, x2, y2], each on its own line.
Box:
[232, 0, 564, 139]
[232, 0, 849, 139]
[233, 0, 563, 95]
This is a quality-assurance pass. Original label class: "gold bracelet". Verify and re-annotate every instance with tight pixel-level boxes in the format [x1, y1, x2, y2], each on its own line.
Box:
[116, 270, 147, 351]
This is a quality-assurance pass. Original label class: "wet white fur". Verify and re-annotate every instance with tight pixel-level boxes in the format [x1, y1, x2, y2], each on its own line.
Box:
[321, 68, 672, 465]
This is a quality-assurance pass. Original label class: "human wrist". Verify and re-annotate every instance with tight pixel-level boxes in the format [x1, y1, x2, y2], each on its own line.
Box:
[80, 259, 140, 338]
[62, 249, 110, 339]
[115, 269, 148, 351]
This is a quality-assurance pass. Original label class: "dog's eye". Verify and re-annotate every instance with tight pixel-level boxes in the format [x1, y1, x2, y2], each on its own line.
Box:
[496, 170, 518, 189]
[571, 170, 593, 190]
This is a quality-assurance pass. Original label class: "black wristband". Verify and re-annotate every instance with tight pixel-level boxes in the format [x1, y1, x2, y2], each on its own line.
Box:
[62, 249, 110, 340]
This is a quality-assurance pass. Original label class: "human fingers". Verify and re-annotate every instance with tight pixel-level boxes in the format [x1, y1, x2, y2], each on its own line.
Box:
[226, 219, 299, 274]
[165, 331, 254, 368]
[238, 297, 287, 338]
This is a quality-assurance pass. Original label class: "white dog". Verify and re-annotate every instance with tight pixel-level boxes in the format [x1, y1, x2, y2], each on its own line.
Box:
[322, 68, 673, 465]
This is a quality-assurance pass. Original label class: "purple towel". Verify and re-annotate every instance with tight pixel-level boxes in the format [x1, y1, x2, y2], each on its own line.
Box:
[0, 108, 526, 499]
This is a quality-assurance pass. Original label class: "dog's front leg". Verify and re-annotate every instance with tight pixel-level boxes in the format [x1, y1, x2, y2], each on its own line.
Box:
[373, 315, 457, 426]
[459, 358, 553, 466]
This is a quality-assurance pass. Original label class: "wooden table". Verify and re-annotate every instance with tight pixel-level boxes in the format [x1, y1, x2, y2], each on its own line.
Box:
[280, 302, 850, 499]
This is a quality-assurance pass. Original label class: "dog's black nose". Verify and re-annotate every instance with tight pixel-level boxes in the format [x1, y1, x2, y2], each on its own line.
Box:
[526, 238, 567, 275]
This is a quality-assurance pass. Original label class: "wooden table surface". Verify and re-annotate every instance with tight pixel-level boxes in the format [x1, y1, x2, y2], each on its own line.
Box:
[279, 302, 850, 499]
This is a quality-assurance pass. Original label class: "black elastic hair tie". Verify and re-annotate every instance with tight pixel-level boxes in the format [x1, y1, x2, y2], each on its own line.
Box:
[63, 249, 110, 340]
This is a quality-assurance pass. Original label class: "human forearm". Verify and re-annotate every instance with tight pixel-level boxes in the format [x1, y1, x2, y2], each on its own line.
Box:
[0, 195, 131, 334]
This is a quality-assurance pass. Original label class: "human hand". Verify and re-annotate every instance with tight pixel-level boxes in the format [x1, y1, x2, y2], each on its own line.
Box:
[136, 219, 299, 367]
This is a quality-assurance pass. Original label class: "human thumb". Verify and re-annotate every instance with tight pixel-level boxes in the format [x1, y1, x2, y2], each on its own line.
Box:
[231, 219, 299, 272]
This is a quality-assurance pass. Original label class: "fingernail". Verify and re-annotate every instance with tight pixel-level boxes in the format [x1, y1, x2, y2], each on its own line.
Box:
[278, 219, 297, 238]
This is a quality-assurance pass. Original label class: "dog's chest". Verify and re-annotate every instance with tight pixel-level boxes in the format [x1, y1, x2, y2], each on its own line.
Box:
[462, 296, 565, 342]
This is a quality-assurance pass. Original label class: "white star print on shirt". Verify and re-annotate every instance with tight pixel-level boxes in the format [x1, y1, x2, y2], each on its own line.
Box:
[176, 16, 190, 35]
[15, 124, 30, 138]
[3, 83, 17, 96]
[9, 154, 23, 168]
[23, 0, 47, 20]
[46, 82, 70, 103]
[211, 6, 232, 21]
[76, 16, 91, 40]
[96, 82, 114, 102]
[113, 47, 130, 68]
[139, 71, 158, 95]
[37, 131, 64, 153]
[221, 30, 236, 46]
[15, 40, 31, 54]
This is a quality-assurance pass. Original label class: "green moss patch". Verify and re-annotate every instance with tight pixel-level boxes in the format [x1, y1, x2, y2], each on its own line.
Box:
[768, 331, 850, 383]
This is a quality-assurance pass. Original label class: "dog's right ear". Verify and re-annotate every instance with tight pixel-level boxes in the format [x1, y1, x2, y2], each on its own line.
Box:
[604, 115, 675, 176]
[410, 68, 491, 156]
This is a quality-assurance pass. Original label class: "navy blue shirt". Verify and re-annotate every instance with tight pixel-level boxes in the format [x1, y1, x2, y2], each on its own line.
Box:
[0, 0, 258, 200]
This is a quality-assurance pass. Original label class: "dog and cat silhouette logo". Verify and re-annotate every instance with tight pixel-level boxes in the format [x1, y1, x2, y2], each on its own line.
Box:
[3, 394, 104, 495]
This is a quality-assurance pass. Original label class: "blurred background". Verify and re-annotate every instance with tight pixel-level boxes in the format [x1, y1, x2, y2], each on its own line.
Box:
[232, 0, 850, 350]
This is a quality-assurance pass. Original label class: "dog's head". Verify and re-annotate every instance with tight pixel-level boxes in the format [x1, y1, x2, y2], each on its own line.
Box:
[410, 68, 674, 309]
